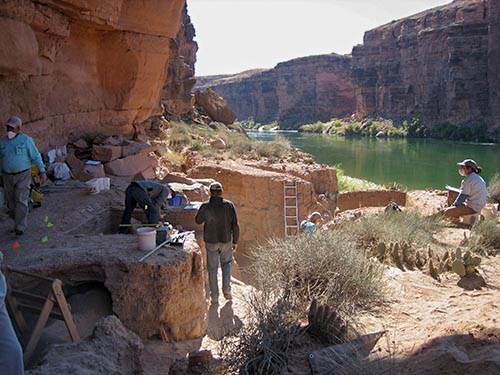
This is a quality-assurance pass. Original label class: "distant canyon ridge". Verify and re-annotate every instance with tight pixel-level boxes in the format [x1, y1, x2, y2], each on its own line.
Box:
[197, 0, 500, 131]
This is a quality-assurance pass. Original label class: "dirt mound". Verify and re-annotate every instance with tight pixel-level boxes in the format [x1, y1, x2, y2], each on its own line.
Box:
[26, 316, 143, 375]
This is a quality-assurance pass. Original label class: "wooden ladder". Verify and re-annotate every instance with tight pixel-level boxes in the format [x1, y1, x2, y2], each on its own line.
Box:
[283, 180, 299, 236]
[4, 267, 81, 364]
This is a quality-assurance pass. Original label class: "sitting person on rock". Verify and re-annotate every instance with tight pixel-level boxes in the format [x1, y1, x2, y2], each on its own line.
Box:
[119, 180, 172, 234]
[442, 159, 487, 219]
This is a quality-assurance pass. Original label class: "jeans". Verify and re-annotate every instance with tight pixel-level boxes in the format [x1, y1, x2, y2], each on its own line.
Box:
[119, 183, 158, 233]
[3, 169, 32, 232]
[205, 242, 233, 299]
[0, 271, 24, 375]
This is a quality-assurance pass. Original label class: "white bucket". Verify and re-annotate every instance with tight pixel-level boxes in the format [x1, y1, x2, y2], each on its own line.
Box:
[86, 178, 100, 194]
[136, 227, 157, 251]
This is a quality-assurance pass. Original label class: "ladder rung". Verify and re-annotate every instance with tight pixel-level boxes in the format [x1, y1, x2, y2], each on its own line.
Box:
[285, 206, 297, 208]
[286, 225, 298, 228]
[285, 216, 298, 219]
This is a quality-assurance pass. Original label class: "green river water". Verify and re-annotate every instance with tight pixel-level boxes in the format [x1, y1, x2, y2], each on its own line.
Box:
[249, 131, 500, 190]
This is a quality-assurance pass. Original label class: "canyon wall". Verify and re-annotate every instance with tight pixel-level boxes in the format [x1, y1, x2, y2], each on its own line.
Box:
[0, 0, 197, 151]
[197, 54, 356, 129]
[352, 0, 499, 128]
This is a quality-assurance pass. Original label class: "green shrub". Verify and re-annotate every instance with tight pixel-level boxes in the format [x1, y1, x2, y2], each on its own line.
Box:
[248, 230, 386, 314]
[403, 118, 428, 138]
[299, 122, 325, 133]
[342, 210, 444, 248]
[488, 173, 500, 203]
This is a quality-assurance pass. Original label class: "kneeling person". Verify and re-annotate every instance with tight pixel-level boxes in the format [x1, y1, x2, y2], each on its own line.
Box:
[119, 180, 172, 233]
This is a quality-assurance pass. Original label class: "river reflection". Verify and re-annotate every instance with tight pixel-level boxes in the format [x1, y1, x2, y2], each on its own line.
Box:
[249, 131, 500, 190]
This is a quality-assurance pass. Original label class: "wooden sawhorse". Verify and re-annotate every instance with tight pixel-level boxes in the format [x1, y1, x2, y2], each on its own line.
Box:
[3, 267, 80, 363]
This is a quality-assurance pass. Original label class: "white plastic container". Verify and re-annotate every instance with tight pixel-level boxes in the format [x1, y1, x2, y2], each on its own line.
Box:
[86, 179, 100, 194]
[136, 227, 157, 251]
[99, 177, 110, 191]
[0, 187, 4, 208]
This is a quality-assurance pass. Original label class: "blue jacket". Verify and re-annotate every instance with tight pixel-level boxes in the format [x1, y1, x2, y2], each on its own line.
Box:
[0, 133, 45, 175]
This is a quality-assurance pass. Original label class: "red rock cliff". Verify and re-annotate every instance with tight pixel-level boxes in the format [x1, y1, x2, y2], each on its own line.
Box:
[197, 54, 356, 129]
[0, 0, 197, 151]
[352, 0, 499, 129]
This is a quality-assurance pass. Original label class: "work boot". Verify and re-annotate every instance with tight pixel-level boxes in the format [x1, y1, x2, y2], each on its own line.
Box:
[223, 291, 232, 301]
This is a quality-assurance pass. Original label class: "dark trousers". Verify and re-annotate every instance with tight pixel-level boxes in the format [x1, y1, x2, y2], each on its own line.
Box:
[119, 183, 159, 233]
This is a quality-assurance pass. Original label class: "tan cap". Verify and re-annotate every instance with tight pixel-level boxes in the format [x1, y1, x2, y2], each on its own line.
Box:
[6, 115, 22, 128]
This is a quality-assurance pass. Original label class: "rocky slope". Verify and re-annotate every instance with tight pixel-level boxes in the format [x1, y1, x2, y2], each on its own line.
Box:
[352, 0, 498, 128]
[196, 54, 356, 129]
[0, 0, 197, 151]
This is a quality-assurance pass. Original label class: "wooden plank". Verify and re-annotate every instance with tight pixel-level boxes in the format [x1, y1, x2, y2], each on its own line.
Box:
[52, 280, 80, 343]
[23, 294, 54, 362]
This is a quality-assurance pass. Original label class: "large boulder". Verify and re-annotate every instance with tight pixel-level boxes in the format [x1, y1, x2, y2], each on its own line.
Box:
[194, 88, 236, 125]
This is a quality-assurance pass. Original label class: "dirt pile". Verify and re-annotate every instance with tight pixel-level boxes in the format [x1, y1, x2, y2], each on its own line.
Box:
[26, 316, 143, 375]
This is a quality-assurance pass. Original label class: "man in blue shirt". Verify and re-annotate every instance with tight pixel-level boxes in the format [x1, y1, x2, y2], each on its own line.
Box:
[0, 116, 47, 235]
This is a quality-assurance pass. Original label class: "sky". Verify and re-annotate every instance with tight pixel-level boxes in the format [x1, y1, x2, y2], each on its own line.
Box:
[187, 0, 452, 76]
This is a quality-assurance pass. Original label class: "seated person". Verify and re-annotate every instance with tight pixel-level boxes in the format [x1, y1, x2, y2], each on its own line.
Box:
[442, 159, 487, 219]
[300, 212, 323, 236]
[119, 180, 172, 233]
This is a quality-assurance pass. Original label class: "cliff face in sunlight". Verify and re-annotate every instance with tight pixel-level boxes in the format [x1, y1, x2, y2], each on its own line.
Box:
[352, 0, 499, 129]
[197, 54, 356, 129]
[0, 0, 197, 150]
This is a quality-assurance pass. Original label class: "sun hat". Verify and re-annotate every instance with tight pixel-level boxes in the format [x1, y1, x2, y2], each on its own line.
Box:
[457, 159, 479, 172]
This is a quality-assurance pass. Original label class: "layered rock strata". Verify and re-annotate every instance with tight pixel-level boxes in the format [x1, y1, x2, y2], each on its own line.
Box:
[197, 54, 356, 129]
[352, 0, 499, 128]
[0, 0, 196, 151]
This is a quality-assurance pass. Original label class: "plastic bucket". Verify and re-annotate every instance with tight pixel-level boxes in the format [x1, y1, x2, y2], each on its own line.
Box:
[137, 227, 157, 251]
[86, 179, 100, 194]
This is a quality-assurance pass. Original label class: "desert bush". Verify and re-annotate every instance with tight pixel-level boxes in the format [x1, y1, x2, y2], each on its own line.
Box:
[228, 134, 291, 159]
[488, 173, 500, 203]
[342, 210, 444, 248]
[220, 292, 305, 375]
[248, 230, 386, 314]
[468, 218, 500, 255]
[338, 174, 382, 191]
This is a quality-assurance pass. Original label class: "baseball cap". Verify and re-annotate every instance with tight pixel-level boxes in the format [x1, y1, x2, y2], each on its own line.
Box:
[6, 115, 22, 128]
[209, 181, 223, 191]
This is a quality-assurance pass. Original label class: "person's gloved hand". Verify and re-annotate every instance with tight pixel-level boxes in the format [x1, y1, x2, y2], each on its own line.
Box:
[39, 172, 47, 185]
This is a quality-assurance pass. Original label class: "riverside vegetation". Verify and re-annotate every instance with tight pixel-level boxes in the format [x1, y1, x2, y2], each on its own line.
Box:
[298, 118, 500, 143]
